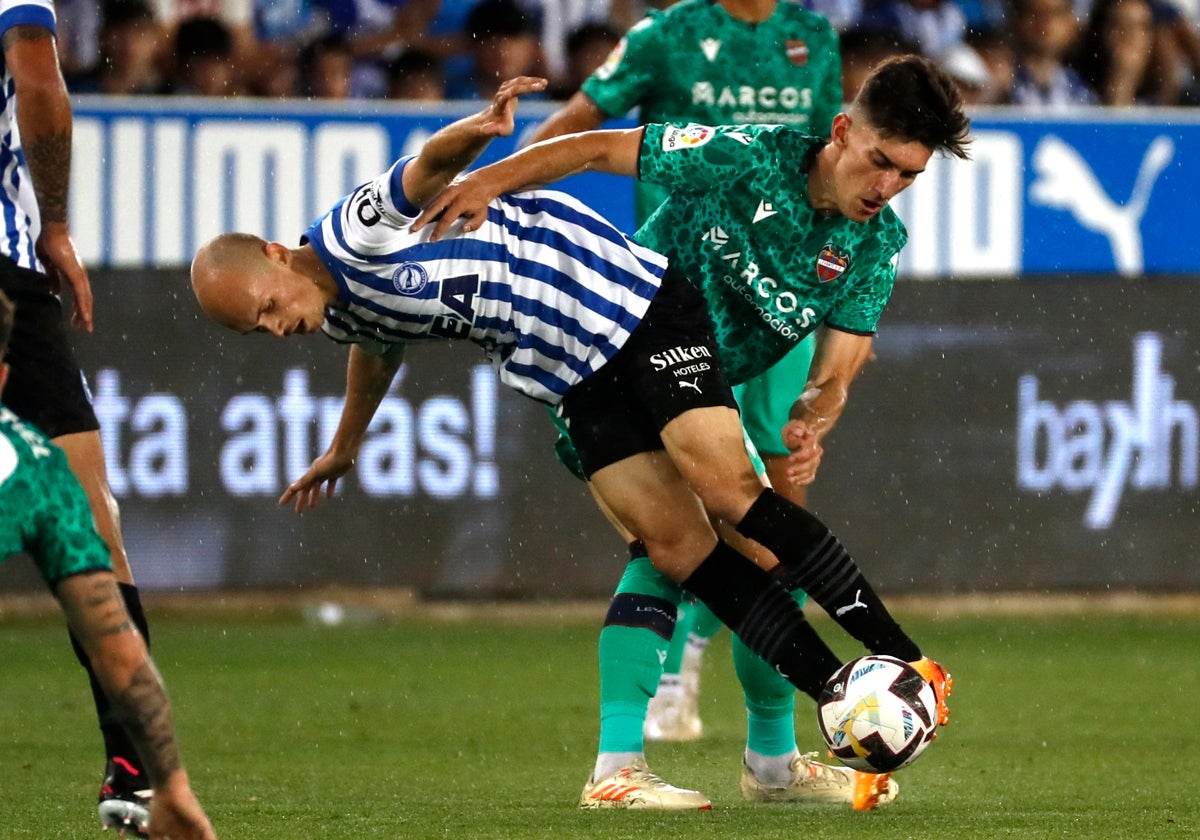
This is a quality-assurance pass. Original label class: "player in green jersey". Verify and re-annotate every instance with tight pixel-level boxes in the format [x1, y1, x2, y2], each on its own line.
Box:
[524, 0, 857, 808]
[0, 291, 217, 840]
[415, 54, 970, 811]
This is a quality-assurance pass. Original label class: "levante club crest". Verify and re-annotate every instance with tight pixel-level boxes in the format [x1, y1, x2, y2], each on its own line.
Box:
[786, 40, 809, 66]
[816, 245, 849, 283]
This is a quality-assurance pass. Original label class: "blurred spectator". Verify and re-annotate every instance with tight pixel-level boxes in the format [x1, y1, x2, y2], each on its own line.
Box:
[1008, 0, 1098, 105]
[152, 0, 256, 52]
[966, 25, 1017, 103]
[337, 0, 420, 97]
[940, 41, 994, 103]
[857, 0, 968, 59]
[955, 0, 1009, 31]
[548, 21, 622, 100]
[526, 1, 622, 83]
[806, 0, 867, 31]
[73, 0, 167, 95]
[248, 0, 326, 96]
[299, 33, 356, 98]
[163, 14, 240, 95]
[254, 0, 325, 46]
[1135, 0, 1200, 104]
[385, 0, 474, 98]
[56, 0, 104, 84]
[152, 0, 259, 90]
[450, 0, 545, 99]
[386, 48, 448, 100]
[838, 27, 918, 101]
[1074, 0, 1158, 103]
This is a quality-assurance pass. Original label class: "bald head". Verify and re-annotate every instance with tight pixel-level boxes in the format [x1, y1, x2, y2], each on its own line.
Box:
[191, 233, 334, 338]
[190, 232, 272, 329]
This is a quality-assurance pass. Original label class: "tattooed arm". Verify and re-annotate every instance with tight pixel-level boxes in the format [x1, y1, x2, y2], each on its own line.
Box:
[54, 572, 217, 840]
[2, 23, 93, 331]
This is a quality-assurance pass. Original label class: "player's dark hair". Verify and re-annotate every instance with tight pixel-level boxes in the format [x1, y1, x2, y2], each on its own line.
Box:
[854, 54, 971, 160]
[0, 288, 13, 360]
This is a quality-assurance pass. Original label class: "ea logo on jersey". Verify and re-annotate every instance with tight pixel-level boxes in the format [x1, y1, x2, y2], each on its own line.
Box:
[816, 245, 849, 283]
[392, 263, 429, 296]
[662, 124, 714, 151]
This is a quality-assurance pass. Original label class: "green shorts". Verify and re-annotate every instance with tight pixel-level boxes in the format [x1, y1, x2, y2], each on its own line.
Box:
[731, 333, 817, 458]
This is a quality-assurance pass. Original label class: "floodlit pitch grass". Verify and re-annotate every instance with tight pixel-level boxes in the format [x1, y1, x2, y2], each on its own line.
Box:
[1, 605, 1197, 839]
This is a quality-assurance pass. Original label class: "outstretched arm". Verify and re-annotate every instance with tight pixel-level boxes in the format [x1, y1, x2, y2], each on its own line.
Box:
[55, 572, 217, 840]
[401, 75, 548, 207]
[3, 24, 93, 331]
[412, 127, 645, 241]
[522, 90, 607, 147]
[279, 344, 405, 512]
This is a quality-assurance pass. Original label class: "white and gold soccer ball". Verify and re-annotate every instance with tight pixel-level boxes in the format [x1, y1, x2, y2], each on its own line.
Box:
[817, 655, 938, 773]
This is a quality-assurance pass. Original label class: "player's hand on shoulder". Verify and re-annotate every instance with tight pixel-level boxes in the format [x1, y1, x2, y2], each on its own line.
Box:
[411, 171, 498, 242]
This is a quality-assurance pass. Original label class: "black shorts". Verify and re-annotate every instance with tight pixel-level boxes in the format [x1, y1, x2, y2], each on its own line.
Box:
[0, 257, 99, 438]
[559, 269, 738, 477]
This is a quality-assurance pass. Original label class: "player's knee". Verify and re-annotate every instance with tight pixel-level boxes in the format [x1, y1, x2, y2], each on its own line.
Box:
[641, 530, 718, 582]
[692, 474, 765, 525]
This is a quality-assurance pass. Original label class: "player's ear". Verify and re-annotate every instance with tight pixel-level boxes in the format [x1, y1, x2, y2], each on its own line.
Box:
[263, 240, 291, 265]
[830, 113, 852, 148]
[0, 362, 8, 395]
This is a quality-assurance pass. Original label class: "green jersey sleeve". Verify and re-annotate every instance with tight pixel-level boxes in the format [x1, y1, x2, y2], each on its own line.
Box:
[638, 123, 777, 193]
[30, 448, 112, 586]
[0, 411, 112, 586]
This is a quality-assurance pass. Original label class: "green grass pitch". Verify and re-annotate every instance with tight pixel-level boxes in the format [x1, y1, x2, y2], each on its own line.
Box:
[1, 606, 1196, 839]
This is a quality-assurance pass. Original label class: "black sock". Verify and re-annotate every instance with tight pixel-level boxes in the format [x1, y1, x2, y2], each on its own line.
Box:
[69, 582, 151, 771]
[737, 489, 921, 662]
[682, 540, 841, 699]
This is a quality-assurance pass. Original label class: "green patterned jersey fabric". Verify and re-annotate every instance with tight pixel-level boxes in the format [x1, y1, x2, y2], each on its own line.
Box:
[0, 402, 111, 586]
[582, 0, 841, 225]
[636, 123, 907, 386]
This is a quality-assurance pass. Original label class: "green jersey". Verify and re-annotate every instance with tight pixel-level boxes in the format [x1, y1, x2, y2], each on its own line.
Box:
[582, 0, 842, 224]
[636, 122, 907, 386]
[0, 403, 111, 586]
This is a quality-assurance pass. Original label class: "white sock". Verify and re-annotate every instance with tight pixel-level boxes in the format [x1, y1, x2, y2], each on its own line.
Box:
[745, 748, 799, 788]
[594, 751, 643, 781]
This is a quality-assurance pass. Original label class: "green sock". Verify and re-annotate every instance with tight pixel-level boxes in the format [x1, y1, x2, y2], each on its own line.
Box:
[689, 600, 726, 638]
[734, 588, 809, 758]
[597, 549, 682, 754]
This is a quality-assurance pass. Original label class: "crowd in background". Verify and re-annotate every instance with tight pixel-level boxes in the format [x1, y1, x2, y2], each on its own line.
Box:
[54, 0, 1200, 107]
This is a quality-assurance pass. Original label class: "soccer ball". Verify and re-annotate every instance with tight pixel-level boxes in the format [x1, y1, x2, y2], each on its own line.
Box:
[816, 655, 938, 773]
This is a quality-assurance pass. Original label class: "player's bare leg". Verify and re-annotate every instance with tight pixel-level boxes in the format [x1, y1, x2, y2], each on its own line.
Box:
[588, 446, 843, 699]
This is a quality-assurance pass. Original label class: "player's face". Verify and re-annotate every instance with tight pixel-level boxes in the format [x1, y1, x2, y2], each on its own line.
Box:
[241, 268, 327, 338]
[205, 264, 326, 338]
[831, 114, 932, 222]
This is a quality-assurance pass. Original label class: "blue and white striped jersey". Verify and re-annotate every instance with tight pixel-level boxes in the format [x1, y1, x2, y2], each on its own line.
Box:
[307, 157, 668, 405]
[0, 0, 56, 271]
